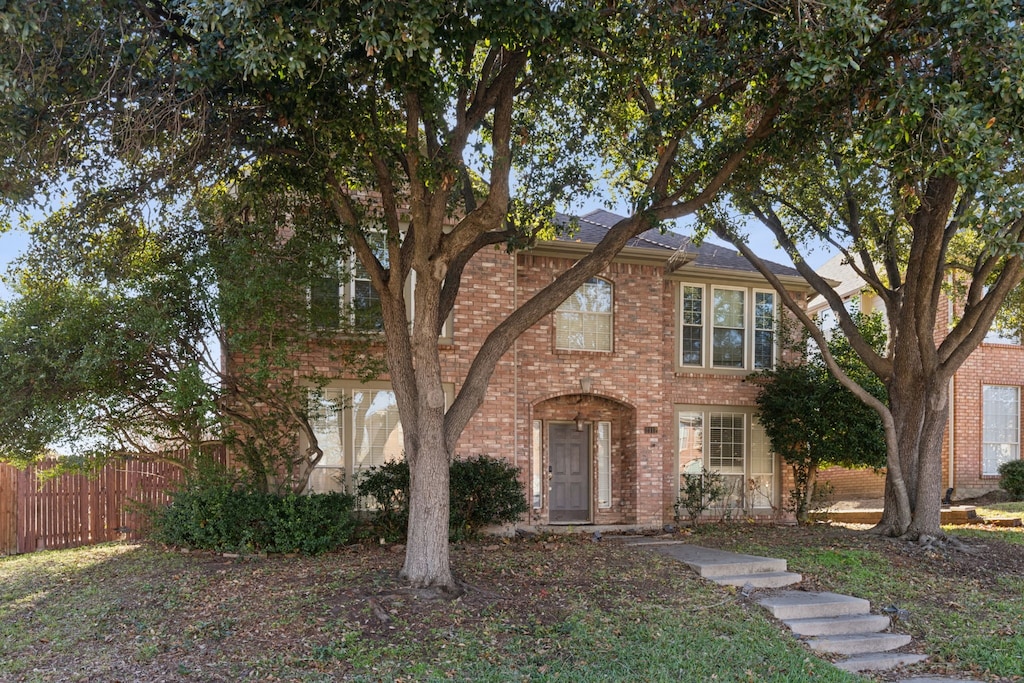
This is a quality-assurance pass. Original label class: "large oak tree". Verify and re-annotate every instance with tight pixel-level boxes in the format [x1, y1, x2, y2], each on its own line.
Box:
[711, 0, 1024, 540]
[0, 0, 923, 589]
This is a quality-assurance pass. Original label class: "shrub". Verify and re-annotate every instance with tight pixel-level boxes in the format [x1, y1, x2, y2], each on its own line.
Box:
[998, 459, 1024, 500]
[151, 467, 356, 554]
[356, 455, 529, 541]
[449, 455, 530, 540]
[674, 467, 727, 527]
[354, 459, 410, 542]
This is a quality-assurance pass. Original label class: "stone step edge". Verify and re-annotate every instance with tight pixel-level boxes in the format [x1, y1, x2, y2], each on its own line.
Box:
[690, 559, 788, 578]
[833, 652, 929, 672]
[805, 632, 913, 656]
[711, 571, 803, 588]
[757, 592, 871, 621]
[783, 613, 891, 636]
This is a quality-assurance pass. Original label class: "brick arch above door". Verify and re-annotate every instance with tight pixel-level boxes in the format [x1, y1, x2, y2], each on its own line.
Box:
[531, 394, 639, 525]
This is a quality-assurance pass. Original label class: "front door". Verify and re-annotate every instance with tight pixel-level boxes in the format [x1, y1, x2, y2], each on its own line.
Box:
[549, 423, 590, 523]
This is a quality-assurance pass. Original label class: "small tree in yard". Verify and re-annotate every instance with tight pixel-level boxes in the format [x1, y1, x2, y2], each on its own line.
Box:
[752, 312, 888, 524]
[0, 180, 381, 492]
[674, 467, 727, 528]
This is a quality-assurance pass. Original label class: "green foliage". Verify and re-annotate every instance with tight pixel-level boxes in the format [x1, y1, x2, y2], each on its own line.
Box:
[752, 311, 888, 523]
[354, 460, 410, 543]
[449, 455, 530, 540]
[151, 466, 356, 554]
[998, 460, 1024, 500]
[357, 456, 528, 541]
[673, 467, 727, 527]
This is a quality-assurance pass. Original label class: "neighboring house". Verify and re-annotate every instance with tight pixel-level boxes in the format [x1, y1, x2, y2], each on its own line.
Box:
[296, 209, 811, 527]
[812, 254, 1024, 501]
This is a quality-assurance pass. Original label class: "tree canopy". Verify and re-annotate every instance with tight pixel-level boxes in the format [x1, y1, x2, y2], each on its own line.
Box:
[0, 0, 953, 585]
[710, 0, 1024, 539]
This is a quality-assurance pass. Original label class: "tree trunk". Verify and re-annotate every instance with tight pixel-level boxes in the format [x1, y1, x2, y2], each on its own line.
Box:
[875, 371, 949, 539]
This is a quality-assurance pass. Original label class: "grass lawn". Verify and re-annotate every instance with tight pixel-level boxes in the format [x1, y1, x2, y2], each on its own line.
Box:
[2, 523, 1022, 682]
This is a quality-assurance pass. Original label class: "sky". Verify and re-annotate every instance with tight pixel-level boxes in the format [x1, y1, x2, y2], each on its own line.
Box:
[0, 208, 833, 302]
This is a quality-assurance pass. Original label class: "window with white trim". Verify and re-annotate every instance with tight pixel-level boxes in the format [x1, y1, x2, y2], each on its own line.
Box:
[307, 385, 403, 497]
[678, 283, 777, 370]
[712, 288, 745, 368]
[597, 421, 612, 509]
[754, 291, 776, 369]
[983, 385, 1020, 476]
[680, 285, 704, 366]
[532, 420, 543, 509]
[309, 241, 450, 338]
[555, 277, 613, 351]
[676, 406, 777, 511]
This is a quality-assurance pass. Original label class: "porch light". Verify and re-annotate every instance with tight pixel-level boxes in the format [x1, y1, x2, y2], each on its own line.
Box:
[574, 411, 586, 432]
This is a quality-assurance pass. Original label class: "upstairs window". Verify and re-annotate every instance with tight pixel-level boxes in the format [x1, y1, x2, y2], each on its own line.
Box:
[678, 283, 777, 370]
[680, 285, 704, 366]
[754, 291, 776, 369]
[712, 288, 745, 368]
[555, 277, 613, 351]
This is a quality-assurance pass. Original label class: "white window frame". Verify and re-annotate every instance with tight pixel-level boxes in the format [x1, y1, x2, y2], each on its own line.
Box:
[678, 283, 778, 371]
[675, 405, 778, 511]
[680, 284, 705, 367]
[983, 385, 1020, 476]
[712, 287, 746, 369]
[753, 289, 777, 369]
[310, 250, 451, 340]
[305, 382, 452, 498]
[596, 421, 612, 509]
[555, 277, 614, 352]
[532, 420, 543, 509]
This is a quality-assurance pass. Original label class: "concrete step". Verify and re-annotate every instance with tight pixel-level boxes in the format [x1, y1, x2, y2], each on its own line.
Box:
[653, 544, 788, 578]
[806, 632, 912, 655]
[758, 591, 870, 620]
[834, 652, 929, 672]
[784, 613, 891, 636]
[712, 571, 803, 588]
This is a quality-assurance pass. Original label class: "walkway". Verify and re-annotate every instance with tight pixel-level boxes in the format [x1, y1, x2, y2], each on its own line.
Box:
[618, 537, 984, 683]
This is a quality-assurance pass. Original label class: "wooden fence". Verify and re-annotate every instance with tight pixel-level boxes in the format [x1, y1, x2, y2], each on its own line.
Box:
[0, 446, 225, 556]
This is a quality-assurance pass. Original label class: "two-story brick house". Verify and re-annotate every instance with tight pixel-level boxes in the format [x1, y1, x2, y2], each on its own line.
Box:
[300, 209, 808, 527]
[813, 253, 1024, 502]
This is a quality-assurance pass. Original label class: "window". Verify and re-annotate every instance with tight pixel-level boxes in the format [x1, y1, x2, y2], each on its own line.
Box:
[597, 421, 612, 508]
[676, 406, 777, 511]
[532, 420, 543, 509]
[555, 278, 613, 351]
[678, 283, 777, 370]
[309, 255, 385, 332]
[985, 323, 1020, 345]
[983, 385, 1020, 476]
[754, 291, 776, 369]
[681, 285, 704, 366]
[712, 288, 745, 368]
[309, 240, 450, 338]
[307, 384, 422, 498]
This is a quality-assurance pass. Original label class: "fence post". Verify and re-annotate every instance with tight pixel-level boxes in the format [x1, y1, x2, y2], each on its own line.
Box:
[0, 464, 16, 555]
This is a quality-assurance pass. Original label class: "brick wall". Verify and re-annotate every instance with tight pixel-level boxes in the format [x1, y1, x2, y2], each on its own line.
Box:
[250, 246, 808, 526]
